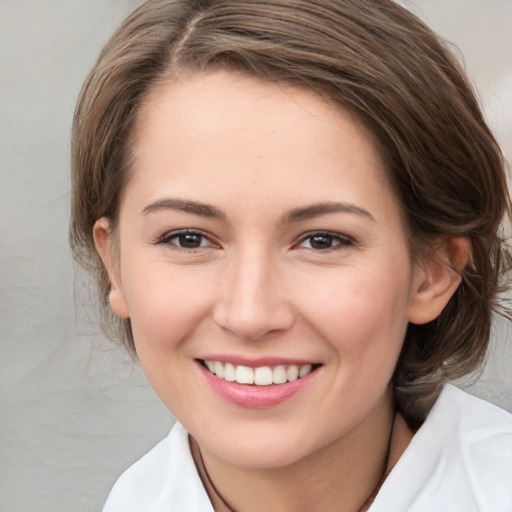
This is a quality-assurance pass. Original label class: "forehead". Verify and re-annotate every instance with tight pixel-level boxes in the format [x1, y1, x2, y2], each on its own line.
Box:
[126, 71, 399, 224]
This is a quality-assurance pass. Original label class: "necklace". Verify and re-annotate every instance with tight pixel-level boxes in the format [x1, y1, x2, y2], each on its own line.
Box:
[191, 439, 235, 512]
[191, 411, 397, 512]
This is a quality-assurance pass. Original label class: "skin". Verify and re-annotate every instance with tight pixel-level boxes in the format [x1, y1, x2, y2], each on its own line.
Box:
[95, 71, 462, 511]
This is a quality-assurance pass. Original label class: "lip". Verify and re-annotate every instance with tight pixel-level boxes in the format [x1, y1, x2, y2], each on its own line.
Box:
[196, 359, 321, 409]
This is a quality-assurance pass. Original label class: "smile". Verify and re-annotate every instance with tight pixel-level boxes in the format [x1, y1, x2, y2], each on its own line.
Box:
[198, 358, 322, 408]
[203, 360, 316, 386]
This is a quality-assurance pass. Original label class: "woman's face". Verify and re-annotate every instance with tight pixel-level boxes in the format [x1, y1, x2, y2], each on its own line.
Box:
[98, 71, 432, 469]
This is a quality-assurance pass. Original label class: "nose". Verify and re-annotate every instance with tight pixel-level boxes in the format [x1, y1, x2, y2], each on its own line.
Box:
[213, 248, 295, 341]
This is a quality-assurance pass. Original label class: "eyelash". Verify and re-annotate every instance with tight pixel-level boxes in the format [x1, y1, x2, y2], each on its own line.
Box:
[296, 231, 355, 251]
[154, 229, 355, 252]
[154, 229, 215, 250]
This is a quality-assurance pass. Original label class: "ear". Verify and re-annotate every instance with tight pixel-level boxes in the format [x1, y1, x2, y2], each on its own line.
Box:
[93, 218, 130, 319]
[407, 237, 470, 325]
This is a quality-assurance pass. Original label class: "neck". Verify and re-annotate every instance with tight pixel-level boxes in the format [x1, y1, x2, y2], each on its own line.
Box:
[191, 389, 414, 512]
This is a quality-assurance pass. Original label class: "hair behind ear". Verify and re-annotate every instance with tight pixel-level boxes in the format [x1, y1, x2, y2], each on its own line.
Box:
[407, 237, 469, 325]
[394, 234, 503, 422]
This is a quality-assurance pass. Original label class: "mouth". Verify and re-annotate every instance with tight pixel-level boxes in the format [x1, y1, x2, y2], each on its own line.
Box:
[197, 358, 323, 408]
[199, 359, 321, 386]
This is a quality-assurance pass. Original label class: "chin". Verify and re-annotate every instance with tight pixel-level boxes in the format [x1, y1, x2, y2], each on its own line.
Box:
[191, 419, 330, 470]
[212, 441, 310, 470]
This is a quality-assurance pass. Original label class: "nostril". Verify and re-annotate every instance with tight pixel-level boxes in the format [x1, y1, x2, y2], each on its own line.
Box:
[213, 301, 295, 342]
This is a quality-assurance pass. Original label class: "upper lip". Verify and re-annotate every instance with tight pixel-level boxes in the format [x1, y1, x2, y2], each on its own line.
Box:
[197, 355, 321, 368]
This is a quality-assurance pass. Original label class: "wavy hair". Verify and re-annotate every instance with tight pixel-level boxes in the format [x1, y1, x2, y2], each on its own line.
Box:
[70, 0, 511, 421]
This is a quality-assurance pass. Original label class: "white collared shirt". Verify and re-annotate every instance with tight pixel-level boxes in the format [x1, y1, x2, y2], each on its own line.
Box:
[103, 384, 512, 512]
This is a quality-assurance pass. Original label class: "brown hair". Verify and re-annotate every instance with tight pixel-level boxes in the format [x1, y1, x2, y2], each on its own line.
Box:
[70, 0, 511, 421]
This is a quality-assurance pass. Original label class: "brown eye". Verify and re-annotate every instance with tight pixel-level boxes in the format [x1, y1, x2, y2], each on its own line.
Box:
[175, 233, 205, 248]
[309, 235, 334, 249]
[158, 230, 213, 249]
[298, 231, 353, 251]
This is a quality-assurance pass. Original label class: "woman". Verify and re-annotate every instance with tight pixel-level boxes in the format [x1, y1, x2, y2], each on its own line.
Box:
[70, 0, 512, 510]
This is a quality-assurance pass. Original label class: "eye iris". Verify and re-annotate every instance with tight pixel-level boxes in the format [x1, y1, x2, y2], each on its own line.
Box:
[310, 235, 333, 249]
[178, 233, 202, 248]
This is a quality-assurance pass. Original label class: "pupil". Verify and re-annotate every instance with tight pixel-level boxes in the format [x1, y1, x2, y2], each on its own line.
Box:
[179, 234, 201, 248]
[311, 235, 332, 249]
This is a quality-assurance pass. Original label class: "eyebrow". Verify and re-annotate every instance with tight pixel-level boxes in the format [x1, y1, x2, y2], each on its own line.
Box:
[142, 198, 226, 220]
[283, 202, 375, 223]
[142, 198, 375, 223]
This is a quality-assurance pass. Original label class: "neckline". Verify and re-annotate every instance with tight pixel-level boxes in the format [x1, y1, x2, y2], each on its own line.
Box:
[190, 410, 400, 512]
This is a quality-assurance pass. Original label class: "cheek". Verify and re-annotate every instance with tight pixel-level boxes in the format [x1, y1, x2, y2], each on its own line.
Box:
[124, 265, 218, 412]
[298, 262, 412, 357]
[123, 263, 215, 352]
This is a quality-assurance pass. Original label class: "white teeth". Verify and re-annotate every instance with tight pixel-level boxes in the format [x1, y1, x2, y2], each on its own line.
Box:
[204, 360, 316, 385]
[286, 365, 299, 382]
[235, 365, 254, 384]
[299, 364, 312, 378]
[273, 365, 287, 384]
[214, 361, 224, 379]
[254, 366, 273, 386]
[224, 362, 236, 382]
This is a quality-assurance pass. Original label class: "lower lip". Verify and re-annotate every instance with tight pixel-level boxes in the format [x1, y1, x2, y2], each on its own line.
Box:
[198, 362, 320, 409]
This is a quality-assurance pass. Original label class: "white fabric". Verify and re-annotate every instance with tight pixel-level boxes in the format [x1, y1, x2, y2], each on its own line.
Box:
[102, 422, 213, 512]
[371, 384, 512, 512]
[102, 384, 512, 512]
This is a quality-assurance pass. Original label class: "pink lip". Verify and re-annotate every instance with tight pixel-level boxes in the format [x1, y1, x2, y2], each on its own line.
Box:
[197, 360, 320, 409]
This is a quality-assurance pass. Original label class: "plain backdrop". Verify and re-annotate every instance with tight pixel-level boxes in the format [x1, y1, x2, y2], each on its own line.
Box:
[1, 1, 511, 511]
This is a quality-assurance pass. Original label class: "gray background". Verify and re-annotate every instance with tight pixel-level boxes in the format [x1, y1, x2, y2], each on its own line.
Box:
[1, 1, 511, 511]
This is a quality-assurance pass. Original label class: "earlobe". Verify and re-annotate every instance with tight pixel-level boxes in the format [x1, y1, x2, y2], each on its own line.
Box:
[407, 237, 470, 325]
[93, 218, 130, 319]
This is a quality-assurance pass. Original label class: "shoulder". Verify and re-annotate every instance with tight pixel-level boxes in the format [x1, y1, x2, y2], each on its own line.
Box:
[432, 384, 512, 452]
[437, 382, 512, 426]
[102, 422, 213, 512]
[372, 384, 512, 512]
